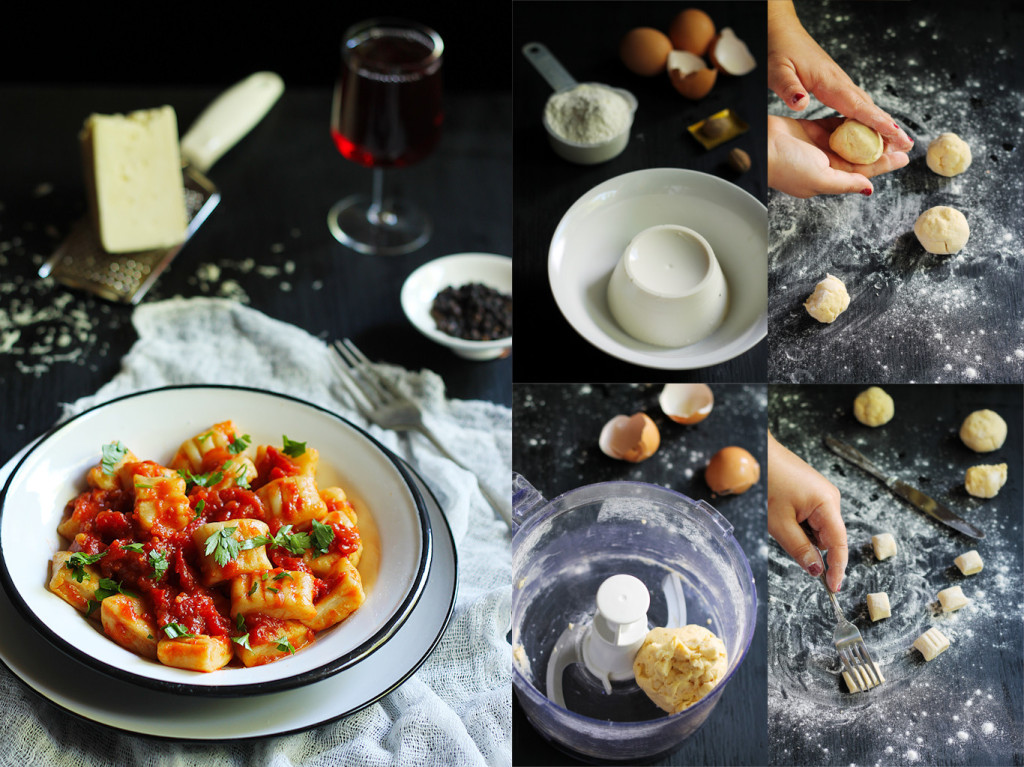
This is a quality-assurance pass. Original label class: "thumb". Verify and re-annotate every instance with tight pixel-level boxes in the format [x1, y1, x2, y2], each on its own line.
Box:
[815, 167, 873, 197]
[768, 60, 810, 111]
[768, 508, 825, 577]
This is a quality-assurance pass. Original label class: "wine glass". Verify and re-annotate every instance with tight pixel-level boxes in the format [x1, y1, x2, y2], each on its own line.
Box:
[329, 18, 444, 256]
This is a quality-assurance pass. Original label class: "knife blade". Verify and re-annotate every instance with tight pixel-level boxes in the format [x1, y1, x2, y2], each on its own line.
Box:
[824, 435, 985, 539]
[40, 71, 284, 304]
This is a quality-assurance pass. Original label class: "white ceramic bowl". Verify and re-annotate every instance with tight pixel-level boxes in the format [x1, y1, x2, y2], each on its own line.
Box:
[542, 83, 638, 165]
[0, 386, 432, 696]
[401, 253, 512, 361]
[549, 168, 767, 370]
[607, 224, 728, 348]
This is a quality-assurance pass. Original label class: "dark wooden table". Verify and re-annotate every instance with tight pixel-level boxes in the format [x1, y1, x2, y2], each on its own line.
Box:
[0, 81, 511, 470]
[513, 2, 767, 384]
[767, 384, 1023, 766]
[512, 383, 768, 766]
[768, 1, 1024, 384]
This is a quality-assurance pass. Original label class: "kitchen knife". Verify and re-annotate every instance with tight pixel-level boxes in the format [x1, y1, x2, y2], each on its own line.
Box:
[39, 71, 284, 304]
[824, 435, 985, 539]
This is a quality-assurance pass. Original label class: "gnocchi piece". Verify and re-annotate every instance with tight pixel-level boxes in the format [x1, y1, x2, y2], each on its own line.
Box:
[302, 556, 365, 631]
[170, 421, 239, 473]
[964, 463, 1007, 499]
[257, 475, 328, 528]
[234, 619, 314, 667]
[192, 519, 273, 586]
[843, 664, 885, 693]
[937, 585, 969, 613]
[214, 455, 258, 490]
[255, 444, 319, 479]
[913, 627, 950, 661]
[230, 569, 318, 622]
[866, 592, 891, 622]
[954, 550, 984, 576]
[133, 473, 193, 535]
[48, 551, 102, 614]
[101, 593, 159, 659]
[86, 443, 139, 490]
[157, 634, 234, 672]
[871, 533, 898, 561]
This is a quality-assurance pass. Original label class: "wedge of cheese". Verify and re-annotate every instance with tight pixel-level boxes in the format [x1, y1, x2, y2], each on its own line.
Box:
[80, 105, 187, 253]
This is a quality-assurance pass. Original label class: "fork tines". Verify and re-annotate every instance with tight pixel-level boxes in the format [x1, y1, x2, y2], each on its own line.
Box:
[840, 643, 886, 693]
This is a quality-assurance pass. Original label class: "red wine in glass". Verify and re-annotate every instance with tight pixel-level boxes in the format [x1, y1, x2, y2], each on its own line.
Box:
[328, 19, 444, 255]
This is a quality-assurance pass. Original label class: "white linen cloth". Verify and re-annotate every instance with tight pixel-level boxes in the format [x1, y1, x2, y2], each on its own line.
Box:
[0, 297, 512, 767]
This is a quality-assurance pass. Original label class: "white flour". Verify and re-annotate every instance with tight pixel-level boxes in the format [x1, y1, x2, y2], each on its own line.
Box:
[767, 387, 1023, 766]
[544, 84, 631, 144]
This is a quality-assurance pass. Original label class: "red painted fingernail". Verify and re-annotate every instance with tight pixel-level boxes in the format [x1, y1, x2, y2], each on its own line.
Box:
[807, 562, 823, 577]
[893, 122, 900, 130]
[861, 188, 872, 196]
[792, 93, 806, 104]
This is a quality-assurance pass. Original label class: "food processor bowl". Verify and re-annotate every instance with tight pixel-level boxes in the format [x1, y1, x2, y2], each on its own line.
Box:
[511, 474, 757, 763]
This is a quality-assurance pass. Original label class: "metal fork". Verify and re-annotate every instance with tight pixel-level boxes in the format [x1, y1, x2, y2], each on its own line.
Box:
[815, 561, 885, 693]
[329, 338, 512, 528]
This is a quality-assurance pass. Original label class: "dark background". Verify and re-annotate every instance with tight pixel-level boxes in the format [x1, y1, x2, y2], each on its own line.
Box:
[513, 1, 768, 384]
[0, 4, 513, 475]
[513, 383, 768, 766]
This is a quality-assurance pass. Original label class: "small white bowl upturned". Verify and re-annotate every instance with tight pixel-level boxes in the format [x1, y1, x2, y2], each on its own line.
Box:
[401, 253, 512, 361]
[0, 386, 432, 697]
[607, 224, 728, 348]
[542, 83, 638, 165]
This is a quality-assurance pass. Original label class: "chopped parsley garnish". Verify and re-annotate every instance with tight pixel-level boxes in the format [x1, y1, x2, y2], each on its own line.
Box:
[235, 473, 251, 490]
[100, 441, 129, 475]
[194, 499, 206, 517]
[149, 550, 168, 580]
[228, 434, 251, 455]
[204, 527, 241, 567]
[235, 614, 247, 632]
[310, 519, 335, 555]
[272, 571, 293, 581]
[247, 581, 258, 597]
[197, 430, 215, 442]
[120, 543, 145, 554]
[178, 468, 224, 490]
[281, 436, 307, 458]
[94, 578, 136, 601]
[232, 634, 252, 651]
[266, 586, 280, 594]
[66, 551, 106, 582]
[267, 525, 311, 556]
[163, 623, 195, 639]
[275, 636, 296, 654]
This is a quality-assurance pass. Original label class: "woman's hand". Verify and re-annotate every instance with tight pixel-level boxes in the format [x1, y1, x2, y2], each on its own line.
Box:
[768, 115, 910, 198]
[767, 0, 913, 152]
[767, 431, 848, 593]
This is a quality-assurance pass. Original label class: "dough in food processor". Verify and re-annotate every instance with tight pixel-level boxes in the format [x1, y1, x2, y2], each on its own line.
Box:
[828, 119, 883, 164]
[632, 625, 728, 714]
[914, 206, 970, 254]
[853, 386, 894, 427]
[804, 274, 850, 323]
[926, 132, 972, 176]
[959, 409, 1007, 452]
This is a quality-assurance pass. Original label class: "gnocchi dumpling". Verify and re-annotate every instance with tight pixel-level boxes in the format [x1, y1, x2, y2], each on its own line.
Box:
[866, 592, 890, 622]
[937, 585, 969, 613]
[913, 627, 950, 661]
[871, 533, 898, 561]
[954, 550, 984, 576]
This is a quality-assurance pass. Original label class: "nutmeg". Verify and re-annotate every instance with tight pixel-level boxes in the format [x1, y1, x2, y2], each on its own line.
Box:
[701, 117, 729, 140]
[728, 148, 751, 173]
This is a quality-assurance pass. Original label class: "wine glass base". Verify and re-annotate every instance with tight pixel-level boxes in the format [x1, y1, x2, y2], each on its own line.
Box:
[328, 195, 432, 256]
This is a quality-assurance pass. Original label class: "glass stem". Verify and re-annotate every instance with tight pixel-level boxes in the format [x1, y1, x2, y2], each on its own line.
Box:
[368, 167, 398, 227]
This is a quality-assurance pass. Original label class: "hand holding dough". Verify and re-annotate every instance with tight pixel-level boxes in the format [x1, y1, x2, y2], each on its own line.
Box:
[914, 206, 970, 254]
[829, 119, 884, 165]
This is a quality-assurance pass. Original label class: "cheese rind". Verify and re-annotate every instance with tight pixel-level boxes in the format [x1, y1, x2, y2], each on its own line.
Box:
[81, 105, 187, 253]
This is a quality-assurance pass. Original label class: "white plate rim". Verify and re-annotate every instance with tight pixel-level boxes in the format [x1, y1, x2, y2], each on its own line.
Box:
[0, 450, 458, 740]
[547, 167, 768, 370]
[0, 385, 433, 697]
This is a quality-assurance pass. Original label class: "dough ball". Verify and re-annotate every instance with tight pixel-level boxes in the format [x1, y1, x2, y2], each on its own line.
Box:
[959, 409, 1007, 453]
[804, 273, 850, 323]
[828, 119, 884, 165]
[853, 387, 894, 427]
[965, 463, 1007, 498]
[926, 132, 972, 177]
[632, 625, 728, 714]
[914, 206, 970, 254]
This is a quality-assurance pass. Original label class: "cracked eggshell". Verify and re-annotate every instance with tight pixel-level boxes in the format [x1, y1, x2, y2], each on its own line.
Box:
[709, 28, 757, 76]
[599, 412, 661, 463]
[705, 446, 760, 495]
[667, 50, 717, 100]
[659, 384, 714, 425]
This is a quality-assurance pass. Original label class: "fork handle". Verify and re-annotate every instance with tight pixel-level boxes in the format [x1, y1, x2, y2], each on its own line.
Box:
[417, 426, 514, 528]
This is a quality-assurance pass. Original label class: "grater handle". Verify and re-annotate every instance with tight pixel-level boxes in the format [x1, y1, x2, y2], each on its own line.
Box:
[179, 72, 284, 174]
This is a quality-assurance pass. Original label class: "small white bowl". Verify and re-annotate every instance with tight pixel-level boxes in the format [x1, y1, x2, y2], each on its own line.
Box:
[542, 83, 637, 165]
[607, 225, 728, 347]
[401, 253, 512, 361]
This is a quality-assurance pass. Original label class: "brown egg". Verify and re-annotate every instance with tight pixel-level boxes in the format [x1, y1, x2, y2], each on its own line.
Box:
[669, 8, 716, 57]
[705, 446, 760, 495]
[620, 27, 673, 76]
[599, 412, 661, 463]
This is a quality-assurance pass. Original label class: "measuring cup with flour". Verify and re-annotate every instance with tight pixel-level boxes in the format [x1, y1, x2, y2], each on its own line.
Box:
[522, 42, 638, 165]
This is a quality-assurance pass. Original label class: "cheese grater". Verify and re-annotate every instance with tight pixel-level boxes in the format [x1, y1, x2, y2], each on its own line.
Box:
[39, 71, 284, 304]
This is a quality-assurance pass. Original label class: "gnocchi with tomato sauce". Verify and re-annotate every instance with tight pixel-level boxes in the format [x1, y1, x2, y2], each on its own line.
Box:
[47, 422, 365, 672]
